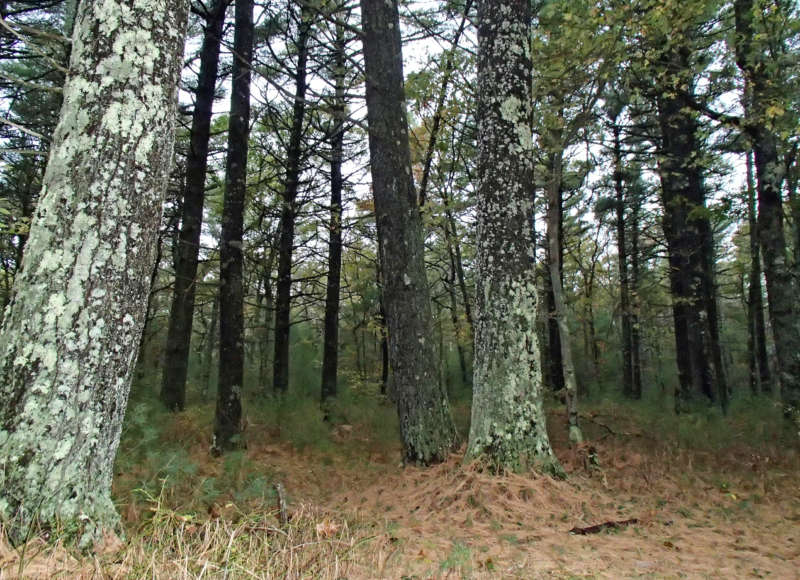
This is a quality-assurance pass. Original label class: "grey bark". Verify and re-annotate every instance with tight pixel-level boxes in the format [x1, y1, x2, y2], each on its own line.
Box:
[360, 0, 456, 464]
[0, 0, 188, 545]
[466, 0, 561, 475]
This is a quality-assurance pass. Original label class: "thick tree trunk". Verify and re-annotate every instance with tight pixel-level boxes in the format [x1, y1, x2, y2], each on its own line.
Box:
[734, 0, 800, 416]
[272, 6, 312, 394]
[360, 0, 456, 464]
[0, 0, 187, 545]
[214, 0, 253, 453]
[466, 0, 561, 475]
[654, 49, 727, 412]
[321, 18, 346, 405]
[161, 0, 227, 411]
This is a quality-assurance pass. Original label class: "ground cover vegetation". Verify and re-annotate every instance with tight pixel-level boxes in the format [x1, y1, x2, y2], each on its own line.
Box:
[0, 0, 798, 577]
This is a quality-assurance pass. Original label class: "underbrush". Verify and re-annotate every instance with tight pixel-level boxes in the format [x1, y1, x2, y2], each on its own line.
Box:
[2, 389, 798, 578]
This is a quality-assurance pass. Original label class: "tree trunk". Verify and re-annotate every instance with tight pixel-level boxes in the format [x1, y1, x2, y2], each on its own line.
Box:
[161, 0, 227, 411]
[360, 0, 456, 464]
[746, 151, 771, 395]
[654, 44, 727, 412]
[214, 0, 253, 453]
[0, 0, 187, 545]
[734, 0, 800, 416]
[466, 0, 561, 475]
[611, 121, 636, 399]
[272, 5, 312, 394]
[201, 291, 219, 399]
[545, 146, 583, 443]
[321, 17, 346, 404]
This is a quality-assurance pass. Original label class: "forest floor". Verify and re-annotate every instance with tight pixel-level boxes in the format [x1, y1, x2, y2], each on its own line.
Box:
[1, 398, 799, 579]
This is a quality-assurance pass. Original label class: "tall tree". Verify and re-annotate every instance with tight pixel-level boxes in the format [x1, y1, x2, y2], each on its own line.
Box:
[734, 0, 800, 417]
[214, 0, 253, 453]
[360, 0, 457, 464]
[272, 3, 313, 393]
[161, 0, 228, 412]
[0, 0, 187, 545]
[321, 10, 347, 404]
[466, 0, 561, 474]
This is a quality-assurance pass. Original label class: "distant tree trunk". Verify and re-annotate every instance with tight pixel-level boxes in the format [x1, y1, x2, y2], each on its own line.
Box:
[746, 151, 771, 395]
[214, 0, 253, 454]
[629, 174, 644, 398]
[544, 265, 565, 392]
[360, 0, 456, 464]
[734, 0, 800, 415]
[161, 0, 227, 412]
[545, 144, 583, 443]
[0, 0, 187, 545]
[654, 44, 727, 412]
[201, 291, 219, 398]
[273, 5, 312, 394]
[258, 241, 276, 389]
[466, 0, 561, 475]
[417, 0, 473, 207]
[611, 120, 636, 399]
[321, 18, 346, 405]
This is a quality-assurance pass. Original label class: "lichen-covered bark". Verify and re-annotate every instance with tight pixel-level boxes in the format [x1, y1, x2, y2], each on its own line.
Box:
[466, 0, 561, 475]
[0, 0, 188, 546]
[360, 0, 457, 465]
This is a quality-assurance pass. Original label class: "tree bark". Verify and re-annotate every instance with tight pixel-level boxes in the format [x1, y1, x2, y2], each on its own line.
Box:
[273, 5, 312, 394]
[466, 0, 561, 475]
[360, 0, 456, 464]
[0, 0, 187, 545]
[161, 0, 227, 412]
[734, 0, 800, 416]
[214, 0, 253, 453]
[321, 16, 346, 404]
[654, 42, 727, 412]
[545, 144, 583, 443]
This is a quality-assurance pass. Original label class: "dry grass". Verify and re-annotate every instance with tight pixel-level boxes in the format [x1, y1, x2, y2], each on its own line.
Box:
[1, 402, 799, 579]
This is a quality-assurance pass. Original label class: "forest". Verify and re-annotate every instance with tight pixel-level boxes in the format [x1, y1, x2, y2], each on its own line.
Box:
[0, 0, 798, 577]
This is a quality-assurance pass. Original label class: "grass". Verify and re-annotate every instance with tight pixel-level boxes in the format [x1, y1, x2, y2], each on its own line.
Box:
[2, 385, 798, 579]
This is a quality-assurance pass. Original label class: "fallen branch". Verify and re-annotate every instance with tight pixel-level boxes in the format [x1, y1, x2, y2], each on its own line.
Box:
[569, 518, 639, 535]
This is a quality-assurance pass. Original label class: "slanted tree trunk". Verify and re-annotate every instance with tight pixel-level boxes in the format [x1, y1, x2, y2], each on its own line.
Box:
[360, 0, 456, 464]
[161, 0, 227, 412]
[214, 0, 253, 453]
[273, 5, 312, 394]
[0, 0, 187, 545]
[545, 143, 583, 443]
[321, 17, 346, 405]
[466, 0, 561, 475]
[734, 0, 800, 416]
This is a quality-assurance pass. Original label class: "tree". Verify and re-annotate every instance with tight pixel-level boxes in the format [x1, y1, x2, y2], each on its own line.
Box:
[161, 0, 228, 412]
[733, 0, 800, 417]
[0, 0, 188, 545]
[214, 0, 253, 453]
[272, 3, 313, 394]
[321, 6, 348, 404]
[360, 0, 456, 465]
[465, 0, 561, 474]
